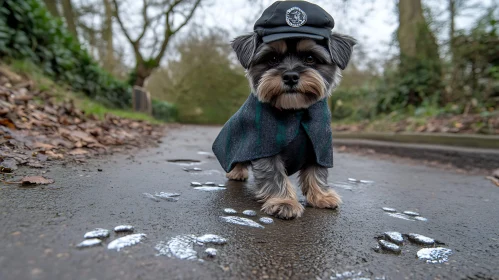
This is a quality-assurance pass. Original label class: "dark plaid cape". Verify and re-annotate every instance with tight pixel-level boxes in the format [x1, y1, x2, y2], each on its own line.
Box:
[212, 94, 333, 172]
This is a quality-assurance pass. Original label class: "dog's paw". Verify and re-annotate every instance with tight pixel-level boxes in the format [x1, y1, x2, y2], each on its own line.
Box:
[226, 164, 248, 181]
[261, 198, 304, 220]
[307, 189, 342, 209]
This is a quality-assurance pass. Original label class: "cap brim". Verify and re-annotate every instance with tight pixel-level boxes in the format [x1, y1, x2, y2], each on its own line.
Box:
[262, 33, 324, 43]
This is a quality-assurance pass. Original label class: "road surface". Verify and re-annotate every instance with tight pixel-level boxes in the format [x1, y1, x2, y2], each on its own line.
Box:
[1, 125, 498, 280]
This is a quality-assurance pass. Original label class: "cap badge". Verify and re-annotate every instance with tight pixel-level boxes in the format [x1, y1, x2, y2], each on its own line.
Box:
[286, 7, 307, 28]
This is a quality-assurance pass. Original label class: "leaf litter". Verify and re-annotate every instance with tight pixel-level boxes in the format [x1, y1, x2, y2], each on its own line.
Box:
[0, 68, 164, 173]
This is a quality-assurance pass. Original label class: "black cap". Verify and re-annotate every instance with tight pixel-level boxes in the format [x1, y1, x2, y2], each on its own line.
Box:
[254, 1, 335, 43]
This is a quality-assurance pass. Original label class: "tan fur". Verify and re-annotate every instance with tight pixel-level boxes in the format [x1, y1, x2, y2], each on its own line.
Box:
[261, 197, 304, 219]
[273, 94, 311, 109]
[256, 69, 282, 103]
[226, 163, 249, 181]
[258, 177, 303, 219]
[296, 69, 328, 98]
[257, 68, 327, 109]
[300, 167, 342, 209]
[268, 40, 287, 54]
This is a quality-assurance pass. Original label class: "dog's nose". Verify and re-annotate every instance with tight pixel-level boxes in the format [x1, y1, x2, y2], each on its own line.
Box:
[282, 71, 300, 86]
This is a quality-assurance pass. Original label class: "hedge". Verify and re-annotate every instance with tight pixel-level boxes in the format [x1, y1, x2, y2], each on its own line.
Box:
[0, 0, 176, 121]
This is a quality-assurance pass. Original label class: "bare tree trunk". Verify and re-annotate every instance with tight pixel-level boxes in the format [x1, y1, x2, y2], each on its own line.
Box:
[449, 0, 456, 59]
[43, 0, 60, 17]
[135, 62, 157, 87]
[397, 0, 442, 105]
[102, 0, 115, 73]
[61, 0, 78, 41]
[398, 0, 439, 59]
[447, 0, 458, 103]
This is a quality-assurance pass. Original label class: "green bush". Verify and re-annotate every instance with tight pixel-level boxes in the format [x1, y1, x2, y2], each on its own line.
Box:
[152, 100, 178, 122]
[146, 30, 250, 124]
[331, 86, 377, 121]
[0, 0, 131, 108]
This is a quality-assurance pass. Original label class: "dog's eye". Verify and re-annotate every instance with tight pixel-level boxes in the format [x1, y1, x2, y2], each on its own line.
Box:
[269, 56, 279, 65]
[305, 55, 316, 64]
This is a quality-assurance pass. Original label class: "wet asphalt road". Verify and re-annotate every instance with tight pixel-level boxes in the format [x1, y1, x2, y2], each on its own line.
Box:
[1, 125, 498, 280]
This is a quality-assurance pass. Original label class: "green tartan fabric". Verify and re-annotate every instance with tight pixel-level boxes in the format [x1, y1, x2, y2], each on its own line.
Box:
[212, 94, 334, 172]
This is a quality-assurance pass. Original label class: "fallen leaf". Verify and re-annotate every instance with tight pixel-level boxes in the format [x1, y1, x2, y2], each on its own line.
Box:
[21, 176, 54, 185]
[68, 148, 88, 155]
[0, 158, 18, 172]
[0, 118, 16, 129]
[32, 142, 56, 150]
[486, 176, 499, 187]
[44, 150, 64, 160]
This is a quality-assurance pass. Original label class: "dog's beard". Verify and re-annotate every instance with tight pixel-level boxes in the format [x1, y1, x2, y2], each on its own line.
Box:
[256, 68, 329, 110]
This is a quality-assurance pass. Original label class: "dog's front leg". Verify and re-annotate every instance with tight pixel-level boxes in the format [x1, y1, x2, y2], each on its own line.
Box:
[299, 165, 341, 209]
[226, 163, 249, 181]
[252, 156, 304, 219]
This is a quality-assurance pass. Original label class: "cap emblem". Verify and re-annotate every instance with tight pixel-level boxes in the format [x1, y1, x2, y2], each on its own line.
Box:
[286, 7, 307, 28]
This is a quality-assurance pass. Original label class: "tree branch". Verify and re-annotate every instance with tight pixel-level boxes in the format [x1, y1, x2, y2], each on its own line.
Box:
[135, 0, 150, 43]
[171, 0, 200, 34]
[112, 0, 143, 62]
[154, 0, 201, 63]
[112, 0, 134, 44]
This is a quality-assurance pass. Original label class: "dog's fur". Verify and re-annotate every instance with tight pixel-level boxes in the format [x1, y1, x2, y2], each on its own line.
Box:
[227, 32, 356, 219]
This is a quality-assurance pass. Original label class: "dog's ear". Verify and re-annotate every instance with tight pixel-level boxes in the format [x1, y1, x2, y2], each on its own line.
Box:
[231, 33, 260, 69]
[328, 33, 356, 70]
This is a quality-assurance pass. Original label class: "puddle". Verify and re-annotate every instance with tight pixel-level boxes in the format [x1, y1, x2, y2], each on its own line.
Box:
[156, 234, 227, 261]
[378, 239, 401, 253]
[154, 192, 180, 202]
[347, 178, 374, 184]
[183, 167, 202, 172]
[144, 192, 179, 202]
[220, 216, 264, 229]
[223, 208, 237, 214]
[242, 210, 257, 217]
[156, 235, 197, 260]
[403, 211, 420, 216]
[143, 193, 160, 202]
[407, 233, 435, 245]
[167, 159, 201, 167]
[194, 186, 226, 191]
[190, 170, 224, 176]
[382, 207, 397, 213]
[259, 217, 274, 224]
[383, 231, 403, 244]
[383, 208, 428, 222]
[205, 248, 217, 257]
[386, 212, 415, 221]
[331, 182, 354, 190]
[84, 228, 110, 239]
[114, 225, 134, 233]
[417, 247, 452, 263]
[77, 238, 102, 248]
[196, 234, 227, 245]
[375, 230, 448, 262]
[107, 233, 146, 251]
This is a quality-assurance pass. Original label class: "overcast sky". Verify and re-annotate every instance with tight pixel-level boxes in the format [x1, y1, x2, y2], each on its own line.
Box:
[108, 0, 495, 67]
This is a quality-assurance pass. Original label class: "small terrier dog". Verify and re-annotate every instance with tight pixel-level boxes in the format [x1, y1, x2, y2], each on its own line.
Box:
[212, 1, 356, 219]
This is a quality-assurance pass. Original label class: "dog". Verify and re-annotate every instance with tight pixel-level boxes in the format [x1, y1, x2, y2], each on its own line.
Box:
[212, 1, 356, 220]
